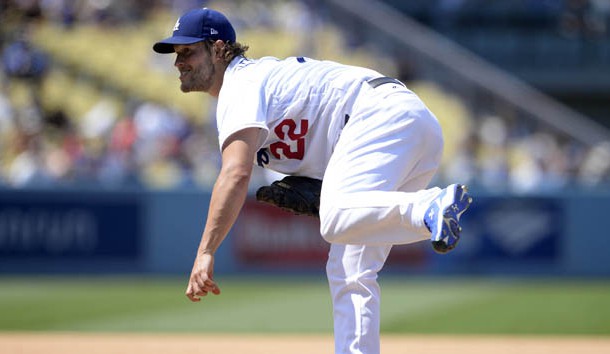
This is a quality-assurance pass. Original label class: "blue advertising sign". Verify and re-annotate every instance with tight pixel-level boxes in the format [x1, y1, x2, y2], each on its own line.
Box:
[457, 196, 563, 262]
[0, 190, 142, 259]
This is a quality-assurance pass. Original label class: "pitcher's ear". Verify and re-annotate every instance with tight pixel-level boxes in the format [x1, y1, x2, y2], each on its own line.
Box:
[212, 40, 226, 60]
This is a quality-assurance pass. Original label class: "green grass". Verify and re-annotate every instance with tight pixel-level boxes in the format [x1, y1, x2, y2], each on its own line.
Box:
[0, 276, 609, 335]
[380, 278, 610, 335]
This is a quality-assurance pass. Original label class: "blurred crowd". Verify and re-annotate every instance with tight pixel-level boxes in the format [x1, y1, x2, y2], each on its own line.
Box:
[0, 95, 224, 189]
[0, 0, 223, 189]
[440, 111, 610, 193]
[1, 0, 609, 192]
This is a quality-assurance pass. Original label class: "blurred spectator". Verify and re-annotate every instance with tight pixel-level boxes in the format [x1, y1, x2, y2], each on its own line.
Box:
[578, 141, 610, 185]
[2, 36, 48, 81]
[276, 0, 319, 56]
[477, 115, 510, 190]
[6, 131, 51, 186]
[132, 101, 191, 189]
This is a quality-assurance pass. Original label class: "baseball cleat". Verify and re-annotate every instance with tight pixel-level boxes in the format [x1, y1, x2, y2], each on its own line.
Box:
[424, 184, 472, 254]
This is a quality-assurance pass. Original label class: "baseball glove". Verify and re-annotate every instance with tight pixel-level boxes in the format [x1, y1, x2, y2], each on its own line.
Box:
[255, 176, 322, 217]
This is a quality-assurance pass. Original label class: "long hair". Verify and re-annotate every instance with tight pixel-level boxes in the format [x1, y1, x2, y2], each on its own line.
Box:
[205, 39, 249, 62]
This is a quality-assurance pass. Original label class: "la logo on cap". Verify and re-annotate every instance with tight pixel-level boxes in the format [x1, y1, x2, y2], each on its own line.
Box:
[173, 19, 180, 32]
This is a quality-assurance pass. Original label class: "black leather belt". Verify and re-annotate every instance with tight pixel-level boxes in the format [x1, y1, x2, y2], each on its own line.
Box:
[343, 77, 405, 127]
[367, 77, 405, 88]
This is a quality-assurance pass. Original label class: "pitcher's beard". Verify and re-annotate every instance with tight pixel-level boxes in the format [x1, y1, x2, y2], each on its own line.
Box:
[180, 79, 209, 93]
[180, 65, 215, 93]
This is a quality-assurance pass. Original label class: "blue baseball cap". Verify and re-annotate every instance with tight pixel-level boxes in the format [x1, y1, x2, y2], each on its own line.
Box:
[153, 8, 236, 54]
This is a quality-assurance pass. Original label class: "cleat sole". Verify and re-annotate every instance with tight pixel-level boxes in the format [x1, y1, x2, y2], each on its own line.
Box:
[429, 184, 473, 254]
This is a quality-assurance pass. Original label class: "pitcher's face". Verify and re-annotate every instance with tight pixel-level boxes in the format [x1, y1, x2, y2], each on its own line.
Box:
[174, 42, 216, 93]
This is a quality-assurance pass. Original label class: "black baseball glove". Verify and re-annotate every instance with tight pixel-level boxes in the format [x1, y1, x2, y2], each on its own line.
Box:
[255, 176, 322, 217]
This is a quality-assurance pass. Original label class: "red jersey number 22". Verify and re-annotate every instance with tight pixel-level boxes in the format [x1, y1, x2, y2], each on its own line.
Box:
[270, 119, 308, 160]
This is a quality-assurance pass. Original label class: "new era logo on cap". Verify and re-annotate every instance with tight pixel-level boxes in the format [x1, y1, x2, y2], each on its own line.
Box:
[153, 7, 236, 54]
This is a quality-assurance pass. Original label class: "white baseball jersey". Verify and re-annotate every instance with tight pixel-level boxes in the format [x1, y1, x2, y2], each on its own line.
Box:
[216, 56, 382, 179]
[216, 55, 445, 354]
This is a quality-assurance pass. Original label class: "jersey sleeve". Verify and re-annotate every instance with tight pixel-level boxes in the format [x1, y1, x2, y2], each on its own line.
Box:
[216, 79, 269, 151]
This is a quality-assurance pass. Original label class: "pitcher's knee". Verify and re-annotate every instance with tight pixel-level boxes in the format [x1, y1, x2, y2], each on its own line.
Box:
[319, 203, 355, 244]
[319, 205, 339, 242]
[319, 201, 341, 242]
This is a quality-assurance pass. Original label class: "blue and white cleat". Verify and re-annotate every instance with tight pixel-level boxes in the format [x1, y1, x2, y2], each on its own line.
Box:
[424, 184, 473, 254]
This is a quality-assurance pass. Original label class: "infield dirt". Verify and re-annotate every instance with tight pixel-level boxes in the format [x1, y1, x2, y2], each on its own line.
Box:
[1, 333, 610, 354]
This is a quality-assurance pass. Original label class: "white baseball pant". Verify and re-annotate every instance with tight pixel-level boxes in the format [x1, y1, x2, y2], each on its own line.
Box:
[319, 82, 444, 354]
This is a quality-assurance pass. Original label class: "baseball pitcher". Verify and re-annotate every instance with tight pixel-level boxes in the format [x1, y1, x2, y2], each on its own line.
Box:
[153, 8, 472, 354]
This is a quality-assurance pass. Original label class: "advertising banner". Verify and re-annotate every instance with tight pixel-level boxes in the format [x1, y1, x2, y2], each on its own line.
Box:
[232, 199, 431, 271]
[0, 190, 142, 259]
